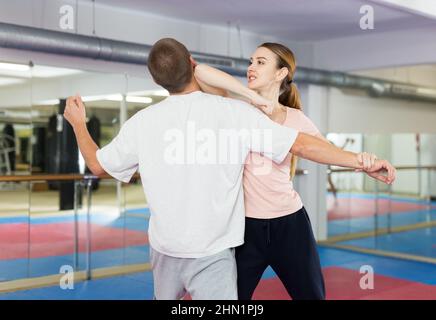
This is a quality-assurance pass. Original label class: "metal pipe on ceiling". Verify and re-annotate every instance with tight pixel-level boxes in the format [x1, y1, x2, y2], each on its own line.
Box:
[1, 22, 436, 103]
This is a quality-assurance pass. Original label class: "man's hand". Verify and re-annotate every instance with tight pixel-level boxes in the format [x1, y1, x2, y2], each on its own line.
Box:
[364, 159, 396, 185]
[64, 95, 87, 128]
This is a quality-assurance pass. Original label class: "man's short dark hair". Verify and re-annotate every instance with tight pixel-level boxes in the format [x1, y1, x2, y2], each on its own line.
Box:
[147, 38, 193, 94]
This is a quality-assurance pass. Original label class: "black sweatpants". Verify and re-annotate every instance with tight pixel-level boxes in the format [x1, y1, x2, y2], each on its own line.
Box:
[236, 207, 325, 300]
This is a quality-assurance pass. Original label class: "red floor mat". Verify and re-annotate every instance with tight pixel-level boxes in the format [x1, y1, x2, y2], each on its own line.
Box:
[0, 222, 148, 260]
[252, 267, 436, 300]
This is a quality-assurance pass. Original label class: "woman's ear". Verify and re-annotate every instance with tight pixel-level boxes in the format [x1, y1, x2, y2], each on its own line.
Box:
[276, 67, 289, 82]
[190, 55, 198, 68]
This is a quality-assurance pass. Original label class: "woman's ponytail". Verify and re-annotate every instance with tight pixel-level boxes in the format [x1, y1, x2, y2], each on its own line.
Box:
[279, 82, 301, 111]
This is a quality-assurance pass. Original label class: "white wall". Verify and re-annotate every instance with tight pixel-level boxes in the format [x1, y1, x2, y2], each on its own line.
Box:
[352, 65, 436, 88]
[294, 85, 329, 240]
[327, 88, 436, 133]
[312, 27, 436, 71]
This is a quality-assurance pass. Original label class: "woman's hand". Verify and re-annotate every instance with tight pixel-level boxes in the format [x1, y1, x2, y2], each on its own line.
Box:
[356, 152, 377, 171]
[355, 152, 396, 185]
[364, 159, 396, 185]
[249, 93, 274, 115]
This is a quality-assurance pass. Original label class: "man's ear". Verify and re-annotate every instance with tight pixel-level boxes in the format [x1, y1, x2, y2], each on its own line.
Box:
[276, 67, 289, 82]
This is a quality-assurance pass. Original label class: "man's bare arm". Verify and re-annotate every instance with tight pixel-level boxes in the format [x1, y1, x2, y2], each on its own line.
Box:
[64, 95, 106, 176]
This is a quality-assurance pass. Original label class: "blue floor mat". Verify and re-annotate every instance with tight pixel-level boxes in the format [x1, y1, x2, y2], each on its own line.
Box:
[0, 245, 149, 281]
[0, 271, 154, 300]
[337, 227, 436, 259]
[328, 209, 436, 236]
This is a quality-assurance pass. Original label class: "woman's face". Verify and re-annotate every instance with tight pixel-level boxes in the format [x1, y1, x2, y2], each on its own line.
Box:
[247, 46, 284, 91]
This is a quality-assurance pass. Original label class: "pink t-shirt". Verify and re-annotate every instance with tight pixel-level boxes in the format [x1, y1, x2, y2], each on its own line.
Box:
[243, 107, 321, 219]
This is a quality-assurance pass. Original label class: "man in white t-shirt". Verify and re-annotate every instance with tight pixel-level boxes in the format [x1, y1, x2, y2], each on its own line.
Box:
[64, 38, 395, 300]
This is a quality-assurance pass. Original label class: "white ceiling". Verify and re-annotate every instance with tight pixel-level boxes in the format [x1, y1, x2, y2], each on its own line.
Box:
[99, 0, 436, 41]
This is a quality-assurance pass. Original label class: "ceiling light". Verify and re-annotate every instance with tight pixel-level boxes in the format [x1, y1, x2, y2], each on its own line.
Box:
[126, 96, 153, 104]
[81, 94, 153, 104]
[81, 94, 118, 102]
[31, 65, 83, 78]
[0, 62, 30, 72]
[151, 90, 169, 96]
[0, 63, 82, 79]
[35, 99, 61, 105]
[129, 89, 169, 97]
[105, 94, 124, 101]
[4, 110, 39, 119]
[0, 77, 26, 86]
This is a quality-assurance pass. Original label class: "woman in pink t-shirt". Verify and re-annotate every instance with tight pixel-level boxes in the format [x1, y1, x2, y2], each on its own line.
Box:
[194, 43, 376, 300]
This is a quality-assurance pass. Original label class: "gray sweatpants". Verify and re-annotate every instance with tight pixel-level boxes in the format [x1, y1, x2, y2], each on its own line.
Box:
[150, 247, 238, 300]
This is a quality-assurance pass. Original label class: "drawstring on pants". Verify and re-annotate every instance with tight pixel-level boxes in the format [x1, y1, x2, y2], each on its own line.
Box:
[264, 220, 271, 245]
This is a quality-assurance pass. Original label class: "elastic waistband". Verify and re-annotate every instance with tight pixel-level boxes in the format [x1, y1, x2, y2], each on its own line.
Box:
[245, 206, 305, 222]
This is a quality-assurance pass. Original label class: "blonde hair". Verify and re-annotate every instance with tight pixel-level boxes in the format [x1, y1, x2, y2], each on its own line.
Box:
[259, 42, 301, 179]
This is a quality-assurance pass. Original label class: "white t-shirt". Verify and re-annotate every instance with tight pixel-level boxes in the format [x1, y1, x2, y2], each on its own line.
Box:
[96, 91, 298, 258]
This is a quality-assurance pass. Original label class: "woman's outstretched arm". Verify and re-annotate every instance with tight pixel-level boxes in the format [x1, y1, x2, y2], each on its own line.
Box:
[194, 64, 250, 98]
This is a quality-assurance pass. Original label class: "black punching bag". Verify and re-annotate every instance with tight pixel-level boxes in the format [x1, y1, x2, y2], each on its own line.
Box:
[32, 127, 46, 172]
[58, 99, 79, 210]
[2, 124, 16, 172]
[46, 114, 59, 189]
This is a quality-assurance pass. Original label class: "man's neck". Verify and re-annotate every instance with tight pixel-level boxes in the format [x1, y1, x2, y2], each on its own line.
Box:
[170, 80, 201, 96]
